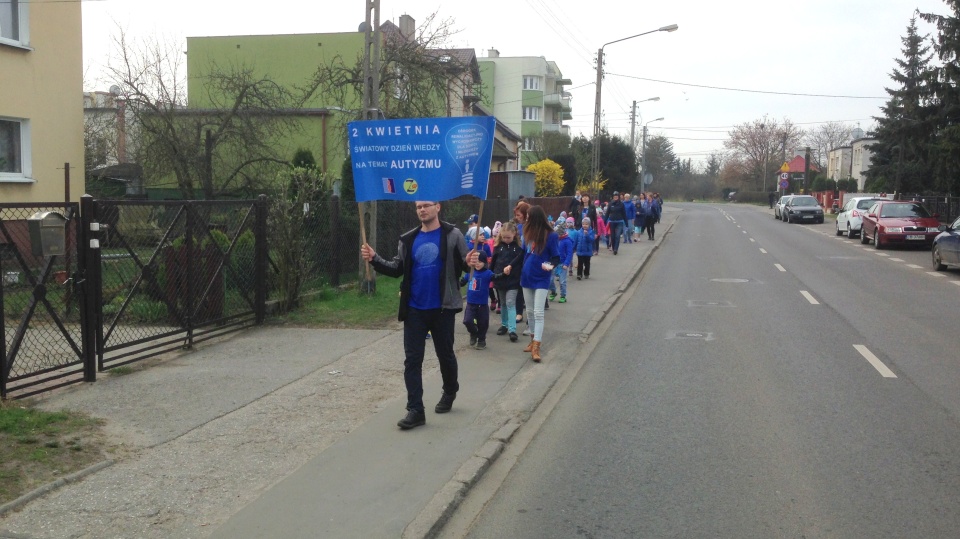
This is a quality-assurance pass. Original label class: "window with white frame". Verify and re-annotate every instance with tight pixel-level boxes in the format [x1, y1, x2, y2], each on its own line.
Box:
[0, 0, 28, 46]
[523, 76, 540, 90]
[523, 137, 536, 151]
[0, 118, 30, 179]
[522, 106, 540, 121]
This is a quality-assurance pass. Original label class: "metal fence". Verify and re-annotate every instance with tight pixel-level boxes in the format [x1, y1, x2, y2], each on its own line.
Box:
[898, 194, 960, 223]
[1, 197, 267, 399]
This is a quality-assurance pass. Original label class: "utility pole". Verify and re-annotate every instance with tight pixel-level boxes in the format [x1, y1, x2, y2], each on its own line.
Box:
[629, 100, 637, 149]
[803, 146, 811, 193]
[591, 47, 604, 182]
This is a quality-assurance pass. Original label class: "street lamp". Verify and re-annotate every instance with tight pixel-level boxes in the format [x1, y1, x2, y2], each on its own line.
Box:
[592, 24, 678, 181]
[630, 97, 660, 149]
[641, 117, 664, 187]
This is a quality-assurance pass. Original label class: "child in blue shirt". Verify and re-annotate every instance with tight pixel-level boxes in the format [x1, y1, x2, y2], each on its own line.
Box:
[460, 251, 495, 349]
[549, 219, 575, 303]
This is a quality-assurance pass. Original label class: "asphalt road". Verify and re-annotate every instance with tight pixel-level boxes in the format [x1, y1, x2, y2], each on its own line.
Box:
[451, 202, 960, 538]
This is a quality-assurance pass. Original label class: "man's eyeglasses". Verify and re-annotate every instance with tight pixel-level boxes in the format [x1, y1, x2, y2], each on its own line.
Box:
[415, 204, 437, 210]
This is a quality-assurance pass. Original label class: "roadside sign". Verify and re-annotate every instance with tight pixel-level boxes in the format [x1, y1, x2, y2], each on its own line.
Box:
[779, 172, 789, 181]
[779, 179, 789, 189]
[779, 162, 790, 173]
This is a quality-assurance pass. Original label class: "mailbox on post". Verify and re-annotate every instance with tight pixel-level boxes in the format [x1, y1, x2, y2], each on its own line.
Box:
[27, 211, 67, 257]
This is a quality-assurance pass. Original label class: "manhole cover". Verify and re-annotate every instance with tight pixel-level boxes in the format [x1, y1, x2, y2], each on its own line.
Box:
[710, 278, 750, 283]
[687, 300, 735, 307]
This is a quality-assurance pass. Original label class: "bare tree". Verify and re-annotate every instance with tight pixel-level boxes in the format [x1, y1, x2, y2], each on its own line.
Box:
[302, 13, 473, 121]
[106, 29, 303, 199]
[724, 115, 805, 191]
[804, 121, 854, 169]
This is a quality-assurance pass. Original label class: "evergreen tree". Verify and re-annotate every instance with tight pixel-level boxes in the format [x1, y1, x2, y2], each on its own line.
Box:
[920, 2, 960, 194]
[867, 17, 936, 194]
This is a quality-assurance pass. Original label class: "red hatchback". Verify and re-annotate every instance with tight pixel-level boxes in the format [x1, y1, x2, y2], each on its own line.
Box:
[860, 201, 941, 249]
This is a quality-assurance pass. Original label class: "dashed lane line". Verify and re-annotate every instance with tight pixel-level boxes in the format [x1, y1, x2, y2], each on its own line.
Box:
[906, 264, 923, 269]
[927, 272, 946, 278]
[889, 258, 904, 262]
[775, 264, 786, 272]
[760, 248, 768, 254]
[853, 345, 897, 378]
[800, 290, 820, 305]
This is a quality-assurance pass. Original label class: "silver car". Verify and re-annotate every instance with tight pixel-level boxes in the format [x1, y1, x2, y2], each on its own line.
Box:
[782, 195, 824, 223]
[774, 195, 794, 220]
[836, 197, 884, 237]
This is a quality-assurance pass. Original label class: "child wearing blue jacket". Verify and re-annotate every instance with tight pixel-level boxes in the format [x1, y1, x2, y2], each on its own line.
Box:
[574, 217, 596, 280]
[459, 251, 495, 349]
[549, 218, 575, 303]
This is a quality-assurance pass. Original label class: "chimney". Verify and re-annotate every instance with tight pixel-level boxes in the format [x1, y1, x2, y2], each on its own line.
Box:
[487, 48, 500, 58]
[399, 14, 415, 40]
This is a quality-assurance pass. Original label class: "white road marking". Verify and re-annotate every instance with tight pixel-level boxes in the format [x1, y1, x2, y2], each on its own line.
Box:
[750, 238, 756, 242]
[800, 290, 819, 304]
[775, 264, 786, 272]
[875, 253, 889, 257]
[952, 281, 960, 286]
[907, 264, 923, 269]
[743, 230, 747, 234]
[853, 345, 897, 378]
[927, 272, 946, 278]
[889, 258, 904, 262]
[760, 248, 767, 254]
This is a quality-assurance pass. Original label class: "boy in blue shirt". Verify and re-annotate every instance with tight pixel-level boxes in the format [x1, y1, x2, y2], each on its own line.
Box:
[460, 251, 495, 349]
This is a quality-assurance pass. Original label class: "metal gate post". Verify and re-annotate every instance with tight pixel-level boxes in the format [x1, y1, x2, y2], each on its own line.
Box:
[255, 194, 268, 324]
[79, 195, 99, 381]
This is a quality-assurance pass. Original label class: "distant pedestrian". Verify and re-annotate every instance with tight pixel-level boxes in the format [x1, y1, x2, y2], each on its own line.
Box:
[605, 191, 627, 255]
[549, 221, 574, 303]
[768, 191, 776, 209]
[642, 193, 662, 240]
[460, 252, 494, 350]
[361, 200, 475, 430]
[520, 206, 561, 362]
[623, 193, 636, 244]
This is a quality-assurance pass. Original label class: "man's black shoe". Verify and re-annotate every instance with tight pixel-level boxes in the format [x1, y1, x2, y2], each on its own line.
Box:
[497, 326, 508, 336]
[469, 335, 478, 347]
[509, 331, 518, 342]
[397, 410, 426, 430]
[435, 392, 456, 414]
[476, 340, 486, 350]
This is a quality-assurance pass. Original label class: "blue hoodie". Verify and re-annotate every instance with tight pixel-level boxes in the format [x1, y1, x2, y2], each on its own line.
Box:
[624, 199, 636, 220]
[557, 231, 574, 267]
[574, 227, 596, 257]
[520, 232, 561, 289]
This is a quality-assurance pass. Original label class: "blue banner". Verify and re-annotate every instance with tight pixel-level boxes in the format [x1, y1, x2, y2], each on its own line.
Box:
[348, 116, 496, 202]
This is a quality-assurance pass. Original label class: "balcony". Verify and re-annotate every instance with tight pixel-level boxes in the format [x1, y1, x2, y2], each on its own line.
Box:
[543, 122, 570, 136]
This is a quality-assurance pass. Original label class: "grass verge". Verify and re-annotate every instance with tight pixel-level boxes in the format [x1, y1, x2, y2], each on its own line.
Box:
[0, 403, 111, 505]
[275, 277, 401, 328]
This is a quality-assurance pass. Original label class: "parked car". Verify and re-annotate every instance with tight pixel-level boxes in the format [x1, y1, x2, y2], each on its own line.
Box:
[860, 201, 941, 249]
[836, 197, 884, 237]
[774, 195, 794, 220]
[932, 215, 960, 270]
[782, 195, 824, 224]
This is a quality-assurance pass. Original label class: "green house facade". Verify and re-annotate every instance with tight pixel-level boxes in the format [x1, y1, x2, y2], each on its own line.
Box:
[478, 50, 572, 168]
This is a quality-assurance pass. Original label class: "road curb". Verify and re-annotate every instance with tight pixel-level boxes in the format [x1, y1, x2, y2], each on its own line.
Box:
[0, 459, 115, 517]
[405, 218, 676, 538]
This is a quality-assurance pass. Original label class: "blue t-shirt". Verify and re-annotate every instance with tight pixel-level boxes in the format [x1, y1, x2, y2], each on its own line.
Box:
[462, 269, 494, 305]
[409, 228, 442, 310]
[520, 232, 561, 290]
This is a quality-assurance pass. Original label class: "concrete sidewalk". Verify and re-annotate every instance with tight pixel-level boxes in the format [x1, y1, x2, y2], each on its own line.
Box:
[0, 212, 678, 539]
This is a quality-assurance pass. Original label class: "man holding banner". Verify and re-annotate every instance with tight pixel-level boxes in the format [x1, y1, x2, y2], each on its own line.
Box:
[352, 116, 495, 430]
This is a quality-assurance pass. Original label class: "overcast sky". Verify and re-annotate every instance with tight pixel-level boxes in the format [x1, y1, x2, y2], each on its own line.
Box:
[82, 0, 950, 166]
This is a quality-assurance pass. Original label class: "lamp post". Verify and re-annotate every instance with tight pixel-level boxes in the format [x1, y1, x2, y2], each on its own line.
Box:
[592, 24, 678, 182]
[641, 117, 664, 188]
[630, 97, 660, 149]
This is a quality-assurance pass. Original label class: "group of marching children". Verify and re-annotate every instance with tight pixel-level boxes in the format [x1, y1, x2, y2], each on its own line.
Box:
[459, 198, 604, 363]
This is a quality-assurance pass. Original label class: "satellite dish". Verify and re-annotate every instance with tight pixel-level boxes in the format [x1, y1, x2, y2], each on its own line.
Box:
[358, 21, 369, 32]
[108, 85, 122, 96]
[851, 127, 864, 140]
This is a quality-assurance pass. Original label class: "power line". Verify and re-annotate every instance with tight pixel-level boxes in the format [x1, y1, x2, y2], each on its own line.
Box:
[607, 72, 887, 99]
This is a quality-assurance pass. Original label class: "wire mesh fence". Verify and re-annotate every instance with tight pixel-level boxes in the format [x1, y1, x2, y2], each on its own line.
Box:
[0, 203, 84, 396]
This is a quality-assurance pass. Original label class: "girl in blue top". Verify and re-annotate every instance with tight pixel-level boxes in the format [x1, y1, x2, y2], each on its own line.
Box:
[520, 205, 561, 362]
